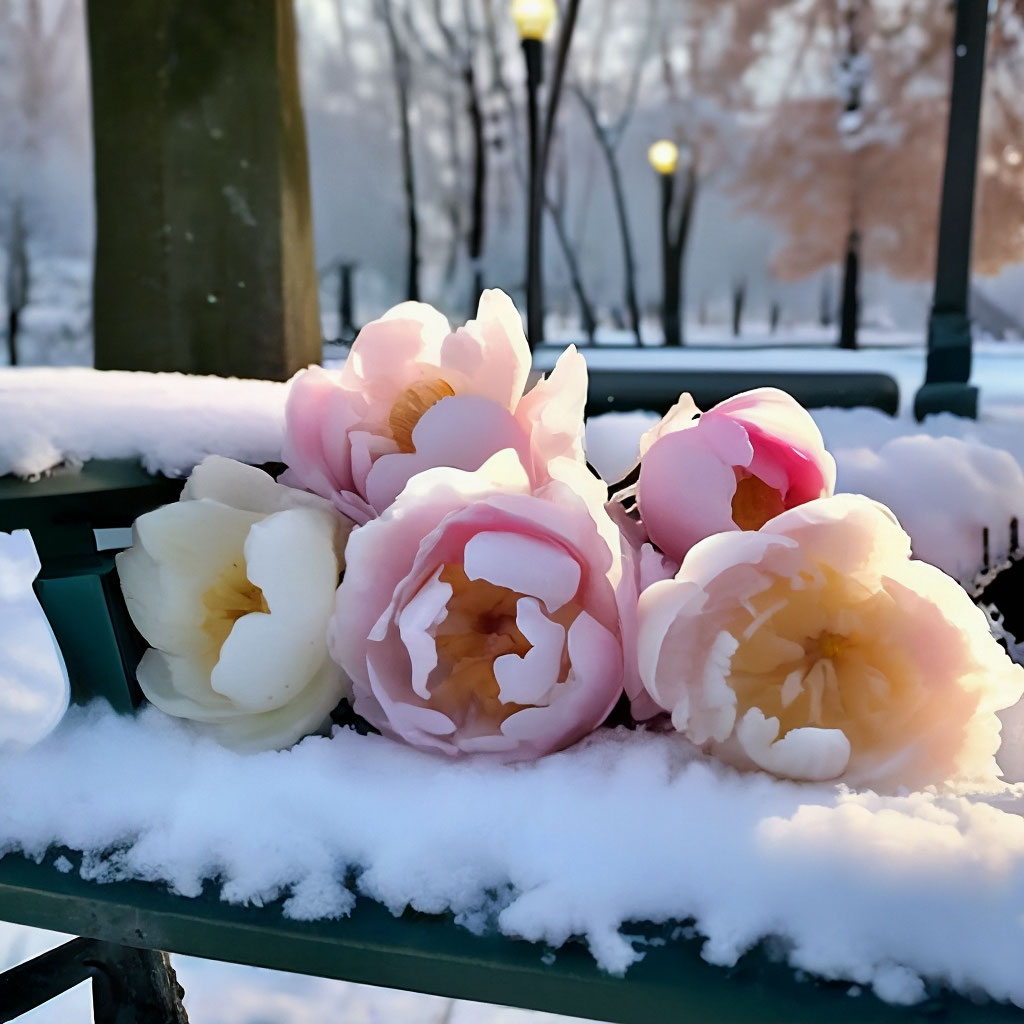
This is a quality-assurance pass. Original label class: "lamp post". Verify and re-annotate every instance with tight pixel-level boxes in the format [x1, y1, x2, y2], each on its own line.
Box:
[648, 139, 682, 347]
[511, 0, 556, 349]
[914, 0, 989, 420]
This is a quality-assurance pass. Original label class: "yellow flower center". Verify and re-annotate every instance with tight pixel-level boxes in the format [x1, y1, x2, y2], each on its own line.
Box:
[731, 473, 786, 531]
[817, 631, 846, 660]
[389, 378, 456, 453]
[430, 563, 533, 727]
[727, 569, 915, 744]
[201, 562, 269, 650]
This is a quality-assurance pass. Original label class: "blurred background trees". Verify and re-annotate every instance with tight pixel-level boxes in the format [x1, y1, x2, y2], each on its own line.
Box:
[0, 0, 89, 364]
[4, 0, 1024, 357]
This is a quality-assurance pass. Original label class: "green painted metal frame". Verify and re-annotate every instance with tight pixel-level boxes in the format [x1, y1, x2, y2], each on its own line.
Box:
[3, 850, 1022, 1024]
[1, 460, 1021, 1022]
[584, 369, 899, 419]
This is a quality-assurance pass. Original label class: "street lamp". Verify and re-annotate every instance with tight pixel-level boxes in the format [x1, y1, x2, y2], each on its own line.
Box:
[649, 139, 683, 347]
[914, 0, 989, 420]
[511, 0, 556, 40]
[647, 140, 679, 177]
[512, 0, 556, 348]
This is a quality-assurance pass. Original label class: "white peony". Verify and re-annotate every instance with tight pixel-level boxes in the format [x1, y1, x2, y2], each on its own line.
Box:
[117, 456, 351, 751]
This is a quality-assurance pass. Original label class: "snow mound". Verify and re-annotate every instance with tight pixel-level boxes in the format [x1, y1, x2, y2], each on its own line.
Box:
[0, 368, 288, 478]
[836, 434, 1024, 586]
[2, 703, 1024, 1009]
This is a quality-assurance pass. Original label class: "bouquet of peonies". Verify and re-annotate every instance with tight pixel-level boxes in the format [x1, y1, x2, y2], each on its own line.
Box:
[108, 290, 1022, 792]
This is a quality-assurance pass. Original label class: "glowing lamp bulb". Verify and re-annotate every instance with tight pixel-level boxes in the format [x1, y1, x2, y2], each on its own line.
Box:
[648, 140, 680, 176]
[511, 0, 557, 40]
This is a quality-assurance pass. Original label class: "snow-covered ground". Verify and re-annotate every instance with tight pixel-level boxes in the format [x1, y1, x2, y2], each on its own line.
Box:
[4, 339, 1024, 1022]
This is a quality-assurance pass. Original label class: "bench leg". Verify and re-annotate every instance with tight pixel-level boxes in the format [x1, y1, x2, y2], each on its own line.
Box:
[0, 936, 188, 1023]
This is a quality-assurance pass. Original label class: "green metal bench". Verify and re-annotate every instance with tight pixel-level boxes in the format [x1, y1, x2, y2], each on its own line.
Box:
[1, 460, 1021, 1022]
[584, 369, 900, 419]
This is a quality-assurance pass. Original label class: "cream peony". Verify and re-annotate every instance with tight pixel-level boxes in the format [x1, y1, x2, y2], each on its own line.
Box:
[329, 450, 631, 759]
[638, 494, 1024, 789]
[117, 457, 351, 751]
[281, 289, 587, 524]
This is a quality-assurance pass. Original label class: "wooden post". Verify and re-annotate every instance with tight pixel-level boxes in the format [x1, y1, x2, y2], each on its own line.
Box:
[87, 0, 321, 380]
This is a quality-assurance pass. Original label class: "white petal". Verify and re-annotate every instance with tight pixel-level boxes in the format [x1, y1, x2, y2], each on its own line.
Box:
[691, 630, 741, 744]
[212, 507, 339, 712]
[118, 500, 259, 657]
[183, 456, 334, 516]
[136, 648, 236, 720]
[736, 707, 850, 781]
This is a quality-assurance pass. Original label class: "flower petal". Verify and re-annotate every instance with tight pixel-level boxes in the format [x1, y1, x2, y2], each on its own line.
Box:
[363, 396, 531, 514]
[119, 500, 259, 657]
[439, 289, 530, 409]
[462, 530, 581, 613]
[514, 345, 589, 470]
[735, 707, 851, 781]
[211, 507, 341, 712]
[494, 598, 566, 705]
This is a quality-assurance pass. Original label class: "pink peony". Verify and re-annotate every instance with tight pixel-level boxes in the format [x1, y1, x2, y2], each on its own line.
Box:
[329, 451, 631, 759]
[281, 289, 586, 524]
[636, 388, 836, 563]
[638, 494, 1024, 790]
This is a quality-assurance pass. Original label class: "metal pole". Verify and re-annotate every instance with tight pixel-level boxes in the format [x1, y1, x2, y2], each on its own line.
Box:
[914, 0, 989, 420]
[523, 37, 544, 349]
[660, 172, 682, 347]
[838, 229, 860, 349]
[338, 262, 357, 343]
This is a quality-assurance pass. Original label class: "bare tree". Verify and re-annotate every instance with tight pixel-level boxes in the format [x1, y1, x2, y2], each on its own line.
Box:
[731, 276, 746, 337]
[0, 0, 84, 363]
[402, 0, 490, 314]
[5, 201, 29, 366]
[569, 0, 658, 344]
[654, 0, 771, 342]
[377, 0, 421, 301]
[480, 0, 597, 340]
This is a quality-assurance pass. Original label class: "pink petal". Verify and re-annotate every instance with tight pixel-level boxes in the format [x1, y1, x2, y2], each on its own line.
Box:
[398, 567, 451, 700]
[282, 367, 360, 498]
[462, 530, 581, 613]
[637, 430, 740, 562]
[494, 597, 566, 705]
[514, 345, 588, 474]
[439, 290, 531, 409]
[499, 611, 621, 756]
[638, 392, 702, 458]
[343, 306, 449, 389]
[362, 395, 530, 514]
[712, 388, 836, 494]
